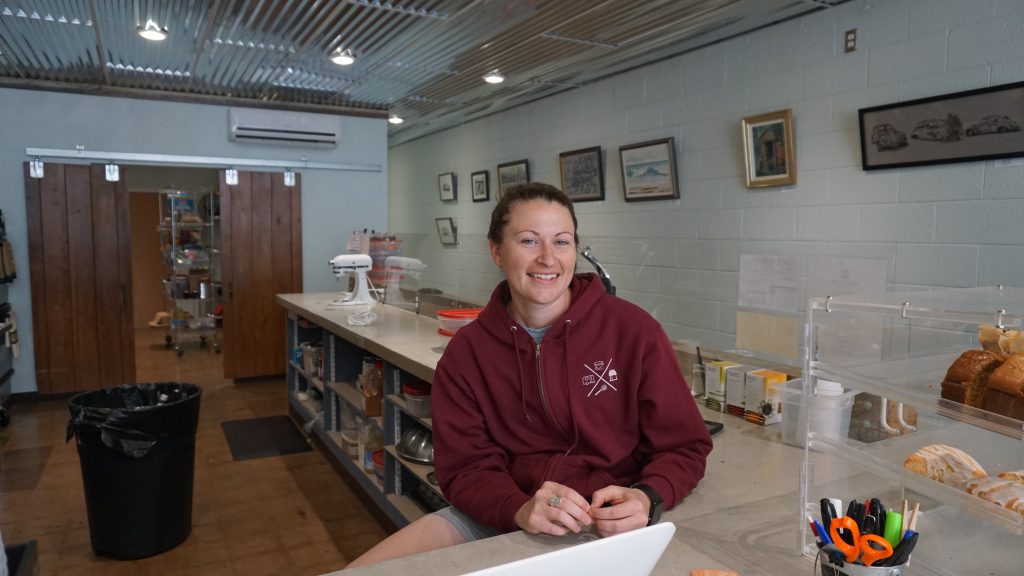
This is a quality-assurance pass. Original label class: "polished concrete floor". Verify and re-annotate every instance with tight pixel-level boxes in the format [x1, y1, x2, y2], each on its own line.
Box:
[0, 328, 388, 575]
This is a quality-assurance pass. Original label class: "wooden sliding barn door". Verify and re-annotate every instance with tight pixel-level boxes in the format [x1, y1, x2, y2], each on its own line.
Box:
[24, 163, 135, 394]
[220, 170, 302, 379]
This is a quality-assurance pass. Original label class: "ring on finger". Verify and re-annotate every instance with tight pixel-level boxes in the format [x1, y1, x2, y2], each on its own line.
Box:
[548, 495, 562, 508]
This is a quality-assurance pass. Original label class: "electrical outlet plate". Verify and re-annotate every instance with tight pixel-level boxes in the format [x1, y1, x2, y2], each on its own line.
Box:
[844, 28, 857, 52]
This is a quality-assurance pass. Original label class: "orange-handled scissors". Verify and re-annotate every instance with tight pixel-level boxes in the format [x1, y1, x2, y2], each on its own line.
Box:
[829, 516, 893, 566]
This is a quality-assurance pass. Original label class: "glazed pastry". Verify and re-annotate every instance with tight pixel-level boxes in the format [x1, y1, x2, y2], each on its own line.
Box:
[983, 353, 1024, 421]
[965, 477, 1024, 516]
[998, 470, 1024, 483]
[903, 444, 987, 489]
[999, 330, 1024, 356]
[979, 324, 1007, 356]
[941, 349, 1002, 408]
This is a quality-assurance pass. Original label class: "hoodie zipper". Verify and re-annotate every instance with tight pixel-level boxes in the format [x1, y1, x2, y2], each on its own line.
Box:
[536, 342, 568, 439]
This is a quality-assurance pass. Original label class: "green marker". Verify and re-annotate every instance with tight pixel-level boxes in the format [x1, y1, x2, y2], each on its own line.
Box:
[884, 511, 903, 547]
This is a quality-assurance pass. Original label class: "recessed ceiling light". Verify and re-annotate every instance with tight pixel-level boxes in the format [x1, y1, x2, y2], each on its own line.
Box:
[137, 19, 168, 41]
[388, 115, 404, 125]
[483, 70, 505, 84]
[331, 48, 356, 66]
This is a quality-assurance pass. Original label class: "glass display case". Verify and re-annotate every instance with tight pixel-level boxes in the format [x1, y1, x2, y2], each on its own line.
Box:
[800, 286, 1024, 575]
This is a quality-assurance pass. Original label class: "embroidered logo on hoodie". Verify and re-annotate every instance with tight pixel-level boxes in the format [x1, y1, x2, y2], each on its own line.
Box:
[582, 358, 619, 397]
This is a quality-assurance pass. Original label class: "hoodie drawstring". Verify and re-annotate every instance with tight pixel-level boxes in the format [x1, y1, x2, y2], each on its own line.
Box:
[510, 325, 531, 422]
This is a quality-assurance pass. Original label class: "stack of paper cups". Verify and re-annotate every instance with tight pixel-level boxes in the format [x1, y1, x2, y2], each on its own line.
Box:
[809, 379, 846, 440]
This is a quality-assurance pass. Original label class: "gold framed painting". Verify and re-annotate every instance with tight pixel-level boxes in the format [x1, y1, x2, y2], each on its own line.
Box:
[741, 109, 796, 188]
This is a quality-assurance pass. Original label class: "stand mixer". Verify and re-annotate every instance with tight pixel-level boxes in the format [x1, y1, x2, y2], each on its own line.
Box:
[329, 253, 376, 305]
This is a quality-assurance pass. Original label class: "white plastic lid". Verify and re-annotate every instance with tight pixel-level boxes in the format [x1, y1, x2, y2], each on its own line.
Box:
[815, 379, 843, 396]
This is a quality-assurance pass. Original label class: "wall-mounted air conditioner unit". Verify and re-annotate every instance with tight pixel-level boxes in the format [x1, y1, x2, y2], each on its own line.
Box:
[229, 108, 340, 147]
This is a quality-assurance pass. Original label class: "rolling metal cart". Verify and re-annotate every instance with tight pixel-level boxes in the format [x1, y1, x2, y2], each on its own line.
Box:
[159, 189, 220, 356]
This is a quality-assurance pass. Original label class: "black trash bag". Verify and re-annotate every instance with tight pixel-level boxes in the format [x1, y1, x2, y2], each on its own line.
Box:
[66, 383, 202, 559]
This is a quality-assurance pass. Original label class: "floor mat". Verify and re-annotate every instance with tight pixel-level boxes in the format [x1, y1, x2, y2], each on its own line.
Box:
[221, 415, 311, 461]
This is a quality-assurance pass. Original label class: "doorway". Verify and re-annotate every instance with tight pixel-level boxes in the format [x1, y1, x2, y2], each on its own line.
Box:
[25, 162, 303, 393]
[126, 166, 222, 378]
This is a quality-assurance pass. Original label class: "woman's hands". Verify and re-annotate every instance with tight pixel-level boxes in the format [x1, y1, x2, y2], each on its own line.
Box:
[514, 481, 592, 536]
[588, 485, 650, 537]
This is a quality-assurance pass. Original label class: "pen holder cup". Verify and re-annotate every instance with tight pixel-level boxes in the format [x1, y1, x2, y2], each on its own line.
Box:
[821, 561, 907, 576]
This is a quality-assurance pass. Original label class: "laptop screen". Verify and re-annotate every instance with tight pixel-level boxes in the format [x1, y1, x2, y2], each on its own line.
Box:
[461, 522, 676, 576]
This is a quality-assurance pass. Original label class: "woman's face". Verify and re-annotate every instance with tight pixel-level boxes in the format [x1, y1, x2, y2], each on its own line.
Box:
[490, 199, 577, 325]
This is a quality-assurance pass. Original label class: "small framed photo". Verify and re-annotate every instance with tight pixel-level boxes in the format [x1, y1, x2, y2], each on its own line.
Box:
[741, 109, 796, 188]
[618, 138, 679, 202]
[438, 172, 457, 202]
[496, 159, 529, 198]
[471, 170, 490, 202]
[435, 217, 457, 246]
[559, 146, 604, 202]
[859, 81, 1024, 170]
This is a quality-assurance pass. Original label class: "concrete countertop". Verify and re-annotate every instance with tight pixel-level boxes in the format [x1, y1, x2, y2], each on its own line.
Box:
[330, 409, 813, 576]
[275, 294, 814, 575]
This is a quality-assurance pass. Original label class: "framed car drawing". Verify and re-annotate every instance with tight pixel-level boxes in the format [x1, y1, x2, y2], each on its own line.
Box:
[618, 138, 679, 202]
[559, 147, 604, 202]
[496, 159, 529, 197]
[471, 170, 490, 202]
[741, 109, 796, 188]
[438, 172, 457, 202]
[435, 217, 457, 246]
[859, 81, 1024, 170]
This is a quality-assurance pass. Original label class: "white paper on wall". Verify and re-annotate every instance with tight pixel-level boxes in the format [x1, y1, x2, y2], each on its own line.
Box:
[738, 254, 802, 313]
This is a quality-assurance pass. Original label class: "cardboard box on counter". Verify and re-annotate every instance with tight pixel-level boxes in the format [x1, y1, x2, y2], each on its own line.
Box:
[744, 369, 788, 425]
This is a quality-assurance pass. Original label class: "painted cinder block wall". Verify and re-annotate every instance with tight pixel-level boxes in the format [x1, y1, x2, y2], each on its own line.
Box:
[386, 0, 1024, 350]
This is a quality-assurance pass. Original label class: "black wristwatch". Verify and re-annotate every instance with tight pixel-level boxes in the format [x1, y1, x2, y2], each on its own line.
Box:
[631, 483, 664, 526]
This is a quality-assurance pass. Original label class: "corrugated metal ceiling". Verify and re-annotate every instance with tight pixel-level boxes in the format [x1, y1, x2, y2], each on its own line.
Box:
[0, 0, 851, 146]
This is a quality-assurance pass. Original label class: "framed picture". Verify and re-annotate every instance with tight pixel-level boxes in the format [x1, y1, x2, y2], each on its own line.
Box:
[859, 81, 1024, 170]
[435, 217, 457, 246]
[741, 109, 796, 188]
[559, 146, 604, 202]
[471, 170, 490, 202]
[496, 159, 529, 197]
[618, 138, 679, 202]
[438, 172, 457, 202]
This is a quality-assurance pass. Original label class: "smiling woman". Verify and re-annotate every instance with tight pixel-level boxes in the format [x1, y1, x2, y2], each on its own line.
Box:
[346, 183, 712, 569]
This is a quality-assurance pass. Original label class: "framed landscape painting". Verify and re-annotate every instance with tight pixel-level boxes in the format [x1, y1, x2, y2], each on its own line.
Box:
[618, 138, 679, 202]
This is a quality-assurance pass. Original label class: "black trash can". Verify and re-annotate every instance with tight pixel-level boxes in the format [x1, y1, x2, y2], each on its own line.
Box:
[67, 382, 202, 559]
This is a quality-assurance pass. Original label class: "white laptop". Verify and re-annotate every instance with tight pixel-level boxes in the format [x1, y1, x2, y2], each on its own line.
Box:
[462, 522, 676, 576]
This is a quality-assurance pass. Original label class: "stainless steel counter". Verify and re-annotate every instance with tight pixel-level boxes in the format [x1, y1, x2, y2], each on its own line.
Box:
[275, 294, 814, 575]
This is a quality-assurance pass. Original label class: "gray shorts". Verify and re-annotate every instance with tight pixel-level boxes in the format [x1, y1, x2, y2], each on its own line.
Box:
[433, 506, 502, 542]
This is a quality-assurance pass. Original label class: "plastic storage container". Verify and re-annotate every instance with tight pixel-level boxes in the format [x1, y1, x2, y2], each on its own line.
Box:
[67, 383, 202, 559]
[403, 381, 431, 418]
[436, 308, 483, 336]
[781, 379, 857, 448]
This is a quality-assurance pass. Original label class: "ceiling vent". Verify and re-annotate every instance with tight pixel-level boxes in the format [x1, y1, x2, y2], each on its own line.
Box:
[229, 108, 340, 147]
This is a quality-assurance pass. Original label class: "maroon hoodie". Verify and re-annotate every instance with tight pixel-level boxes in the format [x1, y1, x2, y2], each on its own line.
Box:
[432, 273, 712, 533]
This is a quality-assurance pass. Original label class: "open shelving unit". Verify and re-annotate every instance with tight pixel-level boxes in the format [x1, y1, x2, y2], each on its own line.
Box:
[283, 308, 447, 527]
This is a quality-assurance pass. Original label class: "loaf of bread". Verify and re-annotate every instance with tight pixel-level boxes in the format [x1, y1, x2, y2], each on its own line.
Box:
[983, 353, 1024, 421]
[998, 470, 1024, 483]
[941, 349, 1002, 408]
[903, 444, 987, 489]
[965, 477, 1024, 516]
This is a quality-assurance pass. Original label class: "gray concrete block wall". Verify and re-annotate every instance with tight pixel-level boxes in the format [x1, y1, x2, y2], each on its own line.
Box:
[387, 0, 1024, 351]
